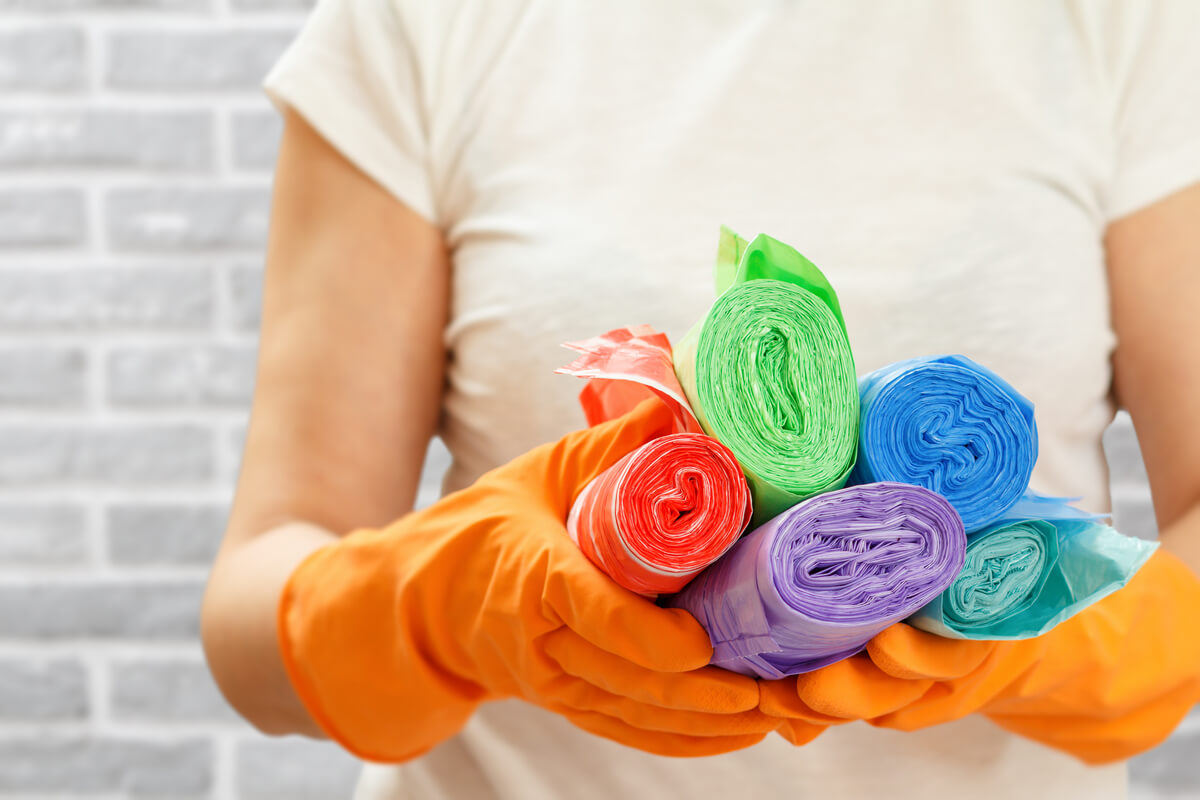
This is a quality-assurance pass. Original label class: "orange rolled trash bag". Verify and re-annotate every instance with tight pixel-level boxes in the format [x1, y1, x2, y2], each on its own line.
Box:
[557, 323, 702, 432]
[278, 397, 781, 765]
[567, 432, 751, 596]
[760, 548, 1200, 764]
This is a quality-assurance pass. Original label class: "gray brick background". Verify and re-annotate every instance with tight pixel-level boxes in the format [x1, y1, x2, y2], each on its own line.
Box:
[0, 2, 1193, 798]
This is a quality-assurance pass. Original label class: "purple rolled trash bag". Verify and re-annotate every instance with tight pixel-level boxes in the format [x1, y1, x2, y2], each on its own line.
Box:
[665, 483, 967, 678]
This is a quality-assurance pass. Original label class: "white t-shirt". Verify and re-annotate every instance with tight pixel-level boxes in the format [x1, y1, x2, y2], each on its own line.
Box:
[264, 1, 1200, 798]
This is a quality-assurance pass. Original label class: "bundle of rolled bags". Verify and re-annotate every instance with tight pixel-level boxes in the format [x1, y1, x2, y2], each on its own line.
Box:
[556, 226, 1156, 679]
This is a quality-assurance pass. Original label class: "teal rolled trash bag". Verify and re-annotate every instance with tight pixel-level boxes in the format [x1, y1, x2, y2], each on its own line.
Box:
[852, 354, 1037, 532]
[908, 498, 1158, 640]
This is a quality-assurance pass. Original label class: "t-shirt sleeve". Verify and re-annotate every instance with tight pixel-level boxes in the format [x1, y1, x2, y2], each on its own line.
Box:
[263, 0, 439, 225]
[1105, 0, 1200, 221]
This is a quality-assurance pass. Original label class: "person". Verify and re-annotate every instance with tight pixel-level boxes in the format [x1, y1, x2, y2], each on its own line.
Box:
[200, 1, 1200, 798]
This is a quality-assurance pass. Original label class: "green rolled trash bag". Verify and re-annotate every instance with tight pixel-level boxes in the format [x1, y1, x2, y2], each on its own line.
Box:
[908, 498, 1158, 640]
[674, 227, 858, 526]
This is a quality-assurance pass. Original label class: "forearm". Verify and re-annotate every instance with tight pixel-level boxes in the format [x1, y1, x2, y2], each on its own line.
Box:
[202, 520, 338, 737]
[1105, 182, 1200, 580]
[1158, 500, 1200, 578]
[200, 109, 449, 742]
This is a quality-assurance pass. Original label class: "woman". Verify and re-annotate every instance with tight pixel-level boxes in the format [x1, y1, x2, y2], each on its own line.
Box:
[202, 1, 1200, 797]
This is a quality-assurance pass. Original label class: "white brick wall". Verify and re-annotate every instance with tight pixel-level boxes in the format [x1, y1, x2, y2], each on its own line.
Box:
[0, 2, 1192, 798]
[0, 2, 388, 797]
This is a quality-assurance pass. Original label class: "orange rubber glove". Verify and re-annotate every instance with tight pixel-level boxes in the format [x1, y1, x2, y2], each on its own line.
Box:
[760, 549, 1200, 763]
[278, 398, 796, 763]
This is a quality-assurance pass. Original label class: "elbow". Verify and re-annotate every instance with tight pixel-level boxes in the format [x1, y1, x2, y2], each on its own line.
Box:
[199, 563, 271, 734]
[200, 541, 322, 738]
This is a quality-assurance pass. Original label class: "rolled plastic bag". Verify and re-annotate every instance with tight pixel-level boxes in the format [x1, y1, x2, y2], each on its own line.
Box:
[665, 483, 967, 678]
[673, 227, 859, 525]
[908, 500, 1158, 640]
[556, 329, 753, 594]
[567, 431, 752, 596]
[853, 354, 1037, 532]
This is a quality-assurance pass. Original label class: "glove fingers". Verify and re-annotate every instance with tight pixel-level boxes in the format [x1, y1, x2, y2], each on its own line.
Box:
[558, 706, 770, 758]
[792, 655, 936, 720]
[757, 678, 849, 726]
[543, 566, 715, 673]
[774, 719, 827, 747]
[542, 673, 781, 737]
[870, 665, 1021, 731]
[541, 628, 758, 712]
[866, 623, 995, 680]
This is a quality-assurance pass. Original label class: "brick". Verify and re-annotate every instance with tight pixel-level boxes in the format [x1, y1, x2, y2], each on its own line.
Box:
[107, 344, 256, 406]
[229, 422, 248, 465]
[236, 738, 361, 800]
[106, 503, 225, 565]
[229, 264, 263, 331]
[233, 0, 315, 9]
[106, 187, 270, 250]
[0, 347, 86, 408]
[0, 658, 87, 720]
[0, 579, 203, 638]
[0, 110, 213, 170]
[0, 0, 209, 8]
[0, 505, 88, 564]
[1103, 413, 1149, 488]
[111, 658, 237, 722]
[0, 28, 84, 91]
[0, 736, 211, 794]
[231, 109, 282, 169]
[0, 189, 85, 247]
[0, 267, 212, 331]
[1130, 717, 1200, 793]
[0, 425, 213, 485]
[107, 30, 294, 90]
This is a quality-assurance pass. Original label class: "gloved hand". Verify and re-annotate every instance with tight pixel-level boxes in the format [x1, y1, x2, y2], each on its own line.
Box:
[278, 398, 796, 763]
[759, 549, 1200, 763]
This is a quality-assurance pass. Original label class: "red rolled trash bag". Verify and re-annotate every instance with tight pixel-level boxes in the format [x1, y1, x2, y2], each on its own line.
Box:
[558, 326, 751, 595]
[567, 432, 752, 595]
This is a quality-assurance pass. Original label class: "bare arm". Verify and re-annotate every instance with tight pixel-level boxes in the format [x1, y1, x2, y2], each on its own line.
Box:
[1106, 181, 1200, 576]
[201, 109, 449, 735]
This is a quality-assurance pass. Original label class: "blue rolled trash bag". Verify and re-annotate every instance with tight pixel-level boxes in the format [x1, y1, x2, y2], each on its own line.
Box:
[908, 498, 1158, 640]
[853, 354, 1037, 533]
